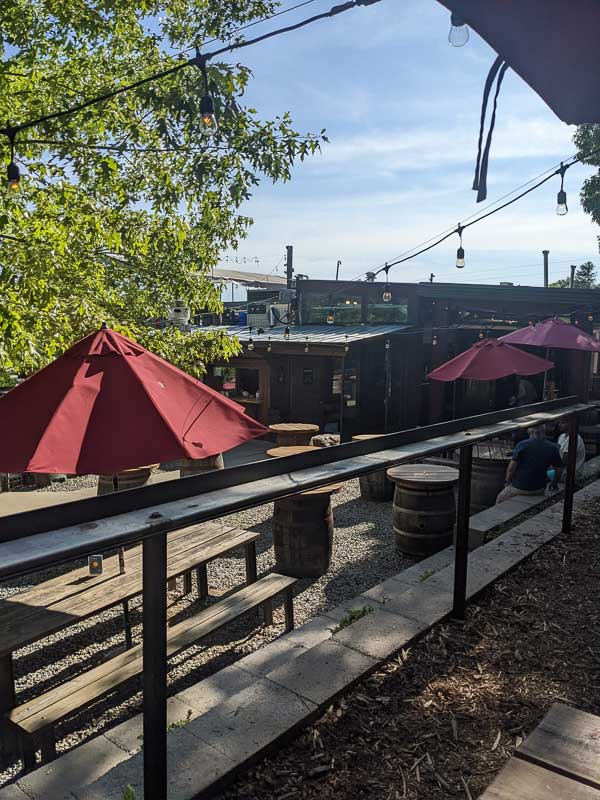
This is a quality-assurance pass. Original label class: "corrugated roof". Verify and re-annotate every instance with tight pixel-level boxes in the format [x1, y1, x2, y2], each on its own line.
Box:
[211, 268, 287, 287]
[194, 324, 413, 345]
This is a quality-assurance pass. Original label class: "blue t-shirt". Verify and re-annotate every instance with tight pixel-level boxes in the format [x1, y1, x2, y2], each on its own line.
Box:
[511, 438, 562, 491]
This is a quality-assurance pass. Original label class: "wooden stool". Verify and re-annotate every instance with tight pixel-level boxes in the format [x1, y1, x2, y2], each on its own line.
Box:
[352, 434, 394, 501]
[269, 422, 320, 447]
[267, 446, 340, 578]
[386, 464, 459, 556]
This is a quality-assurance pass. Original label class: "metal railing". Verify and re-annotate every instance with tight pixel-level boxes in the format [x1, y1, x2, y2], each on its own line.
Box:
[0, 396, 587, 799]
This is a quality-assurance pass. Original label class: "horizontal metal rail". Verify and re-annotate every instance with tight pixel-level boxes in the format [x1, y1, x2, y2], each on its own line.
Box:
[0, 396, 588, 581]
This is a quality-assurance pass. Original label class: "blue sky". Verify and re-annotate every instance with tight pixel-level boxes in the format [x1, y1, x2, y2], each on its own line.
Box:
[218, 0, 599, 292]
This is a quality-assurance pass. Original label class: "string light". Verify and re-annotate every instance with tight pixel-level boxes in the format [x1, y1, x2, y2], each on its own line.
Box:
[385, 339, 390, 350]
[267, 336, 272, 351]
[448, 12, 469, 47]
[479, 330, 484, 339]
[344, 334, 349, 353]
[6, 129, 19, 191]
[456, 224, 465, 269]
[326, 308, 335, 325]
[284, 325, 290, 340]
[304, 337, 309, 352]
[432, 334, 438, 346]
[556, 162, 568, 215]
[195, 52, 218, 138]
[247, 336, 255, 351]
[382, 264, 392, 302]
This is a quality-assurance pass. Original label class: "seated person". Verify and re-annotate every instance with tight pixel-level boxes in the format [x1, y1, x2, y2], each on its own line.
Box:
[496, 426, 562, 504]
[557, 419, 586, 479]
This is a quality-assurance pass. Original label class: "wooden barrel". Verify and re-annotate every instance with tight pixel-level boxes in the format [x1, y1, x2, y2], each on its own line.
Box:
[387, 464, 459, 556]
[272, 485, 339, 578]
[180, 453, 224, 478]
[470, 450, 511, 513]
[97, 464, 159, 495]
[352, 434, 394, 501]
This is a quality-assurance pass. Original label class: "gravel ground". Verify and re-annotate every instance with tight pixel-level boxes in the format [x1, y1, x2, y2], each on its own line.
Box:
[218, 496, 600, 800]
[0, 477, 416, 784]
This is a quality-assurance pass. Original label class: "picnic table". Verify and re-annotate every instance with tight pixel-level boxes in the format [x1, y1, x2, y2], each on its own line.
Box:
[0, 521, 259, 715]
[481, 703, 600, 798]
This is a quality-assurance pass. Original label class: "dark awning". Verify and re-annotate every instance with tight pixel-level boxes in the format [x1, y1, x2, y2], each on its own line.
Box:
[438, 0, 600, 124]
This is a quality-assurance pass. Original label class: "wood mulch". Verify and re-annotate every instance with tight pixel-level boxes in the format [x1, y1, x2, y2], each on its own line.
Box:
[219, 500, 600, 800]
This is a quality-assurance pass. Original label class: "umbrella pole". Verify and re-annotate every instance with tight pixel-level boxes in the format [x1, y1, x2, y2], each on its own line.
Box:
[112, 474, 126, 576]
[542, 347, 549, 399]
[452, 381, 457, 420]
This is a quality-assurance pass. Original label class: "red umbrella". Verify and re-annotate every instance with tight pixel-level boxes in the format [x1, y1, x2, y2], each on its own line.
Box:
[428, 338, 554, 382]
[0, 326, 267, 474]
[499, 318, 600, 352]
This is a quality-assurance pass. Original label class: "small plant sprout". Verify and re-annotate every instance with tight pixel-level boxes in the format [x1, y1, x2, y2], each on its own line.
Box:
[332, 605, 373, 634]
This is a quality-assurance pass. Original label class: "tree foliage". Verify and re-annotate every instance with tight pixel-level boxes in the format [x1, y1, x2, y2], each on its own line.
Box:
[550, 261, 598, 289]
[575, 124, 600, 248]
[0, 1, 325, 381]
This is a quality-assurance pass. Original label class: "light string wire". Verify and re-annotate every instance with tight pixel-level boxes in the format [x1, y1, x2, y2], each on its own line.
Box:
[0, 0, 380, 139]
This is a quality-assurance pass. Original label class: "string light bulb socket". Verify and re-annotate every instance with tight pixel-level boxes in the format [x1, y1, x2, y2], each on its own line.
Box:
[382, 264, 392, 303]
[196, 52, 218, 138]
[456, 224, 465, 269]
[556, 163, 568, 215]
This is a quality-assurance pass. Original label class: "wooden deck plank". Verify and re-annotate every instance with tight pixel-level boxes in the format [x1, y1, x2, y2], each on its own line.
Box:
[480, 758, 600, 799]
[516, 703, 600, 790]
[0, 525, 257, 657]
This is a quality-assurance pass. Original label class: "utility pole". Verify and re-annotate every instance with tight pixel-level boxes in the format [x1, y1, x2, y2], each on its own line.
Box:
[429, 273, 435, 283]
[542, 250, 549, 288]
[570, 264, 577, 289]
[285, 245, 294, 289]
[336, 260, 342, 280]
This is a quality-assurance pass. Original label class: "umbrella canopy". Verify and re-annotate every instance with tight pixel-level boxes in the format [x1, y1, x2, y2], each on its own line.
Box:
[0, 327, 268, 474]
[499, 317, 600, 352]
[438, 1, 600, 124]
[428, 337, 554, 382]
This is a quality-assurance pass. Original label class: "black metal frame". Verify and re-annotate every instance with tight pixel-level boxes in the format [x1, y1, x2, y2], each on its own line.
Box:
[0, 396, 591, 798]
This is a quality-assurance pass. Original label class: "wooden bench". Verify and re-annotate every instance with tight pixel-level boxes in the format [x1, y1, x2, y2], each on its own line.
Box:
[481, 703, 600, 799]
[0, 522, 259, 714]
[8, 572, 297, 766]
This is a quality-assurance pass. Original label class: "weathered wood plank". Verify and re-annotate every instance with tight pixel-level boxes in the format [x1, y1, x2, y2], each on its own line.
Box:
[481, 758, 600, 799]
[0, 526, 257, 657]
[517, 703, 600, 790]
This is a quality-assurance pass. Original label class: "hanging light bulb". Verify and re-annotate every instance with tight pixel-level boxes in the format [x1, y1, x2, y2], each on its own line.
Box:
[344, 334, 349, 353]
[448, 13, 469, 47]
[432, 334, 438, 346]
[382, 264, 392, 303]
[556, 163, 568, 215]
[6, 131, 19, 191]
[247, 337, 254, 351]
[267, 336, 272, 352]
[478, 330, 484, 339]
[326, 308, 335, 325]
[456, 224, 465, 269]
[588, 314, 594, 322]
[385, 339, 390, 350]
[304, 337, 309, 353]
[284, 325, 290, 341]
[196, 52, 218, 138]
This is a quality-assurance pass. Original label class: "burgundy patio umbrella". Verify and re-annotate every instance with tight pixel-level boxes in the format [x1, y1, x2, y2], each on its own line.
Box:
[499, 318, 600, 352]
[428, 337, 554, 382]
[0, 326, 268, 475]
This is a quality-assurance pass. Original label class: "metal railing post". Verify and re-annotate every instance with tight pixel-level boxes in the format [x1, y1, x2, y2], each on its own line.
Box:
[452, 444, 473, 619]
[562, 413, 579, 535]
[143, 532, 168, 799]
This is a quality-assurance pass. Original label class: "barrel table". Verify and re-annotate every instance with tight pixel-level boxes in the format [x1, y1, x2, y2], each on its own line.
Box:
[386, 464, 459, 556]
[470, 443, 511, 513]
[97, 464, 159, 495]
[180, 453, 224, 478]
[269, 423, 320, 447]
[267, 446, 341, 578]
[352, 434, 394, 501]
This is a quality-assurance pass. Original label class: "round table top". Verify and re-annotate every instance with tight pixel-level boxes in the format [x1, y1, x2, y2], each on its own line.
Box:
[386, 463, 459, 486]
[267, 446, 318, 458]
[269, 423, 320, 433]
[352, 434, 384, 441]
[267, 445, 342, 495]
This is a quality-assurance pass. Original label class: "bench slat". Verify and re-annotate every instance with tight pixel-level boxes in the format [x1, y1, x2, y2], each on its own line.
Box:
[480, 758, 600, 800]
[10, 573, 296, 734]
